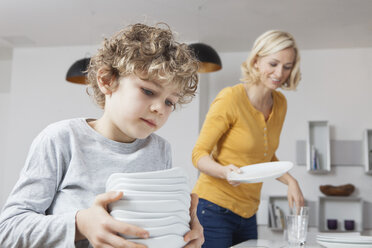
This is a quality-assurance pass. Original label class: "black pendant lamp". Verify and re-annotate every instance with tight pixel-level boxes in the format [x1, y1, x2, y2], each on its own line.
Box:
[188, 43, 222, 73]
[66, 58, 90, 84]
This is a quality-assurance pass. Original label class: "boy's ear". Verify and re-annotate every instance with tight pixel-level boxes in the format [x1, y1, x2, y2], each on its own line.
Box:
[97, 67, 115, 95]
[253, 58, 258, 69]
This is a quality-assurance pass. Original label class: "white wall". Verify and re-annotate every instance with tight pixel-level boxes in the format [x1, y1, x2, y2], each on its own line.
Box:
[207, 48, 372, 240]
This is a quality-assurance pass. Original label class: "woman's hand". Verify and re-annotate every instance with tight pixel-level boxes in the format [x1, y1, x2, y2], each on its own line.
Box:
[196, 156, 241, 186]
[75, 191, 149, 248]
[224, 164, 242, 186]
[183, 193, 204, 248]
[277, 173, 305, 211]
[287, 179, 305, 211]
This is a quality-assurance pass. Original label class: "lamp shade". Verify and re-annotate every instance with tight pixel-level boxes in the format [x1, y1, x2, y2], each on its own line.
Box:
[66, 58, 90, 84]
[188, 43, 222, 73]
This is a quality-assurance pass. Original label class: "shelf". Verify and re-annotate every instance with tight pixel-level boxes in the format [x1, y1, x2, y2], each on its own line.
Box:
[318, 196, 363, 232]
[306, 121, 331, 173]
[363, 129, 372, 174]
[268, 196, 289, 231]
[296, 140, 363, 166]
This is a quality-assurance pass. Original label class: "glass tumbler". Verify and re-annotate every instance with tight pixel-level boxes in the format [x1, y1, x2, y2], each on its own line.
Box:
[286, 215, 309, 247]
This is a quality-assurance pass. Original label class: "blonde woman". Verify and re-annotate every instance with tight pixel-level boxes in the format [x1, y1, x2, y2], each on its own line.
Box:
[192, 30, 304, 247]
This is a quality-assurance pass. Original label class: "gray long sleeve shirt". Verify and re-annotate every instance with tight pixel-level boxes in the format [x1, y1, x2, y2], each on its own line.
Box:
[0, 118, 172, 248]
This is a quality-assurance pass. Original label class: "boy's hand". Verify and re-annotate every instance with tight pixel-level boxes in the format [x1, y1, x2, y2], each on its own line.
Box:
[183, 193, 204, 248]
[75, 191, 149, 248]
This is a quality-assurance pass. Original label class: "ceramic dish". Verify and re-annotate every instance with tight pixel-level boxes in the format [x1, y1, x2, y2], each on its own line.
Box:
[106, 177, 188, 190]
[114, 215, 187, 228]
[107, 167, 186, 180]
[107, 182, 191, 193]
[109, 199, 189, 213]
[120, 222, 190, 238]
[227, 161, 293, 183]
[317, 240, 372, 248]
[110, 209, 191, 223]
[127, 234, 187, 248]
[317, 236, 372, 244]
[113, 190, 191, 206]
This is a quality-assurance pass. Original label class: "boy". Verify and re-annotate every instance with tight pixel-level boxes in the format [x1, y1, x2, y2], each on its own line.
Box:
[0, 23, 203, 248]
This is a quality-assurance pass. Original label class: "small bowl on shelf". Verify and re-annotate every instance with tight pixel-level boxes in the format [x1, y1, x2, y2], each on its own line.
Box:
[327, 219, 338, 230]
[344, 220, 355, 231]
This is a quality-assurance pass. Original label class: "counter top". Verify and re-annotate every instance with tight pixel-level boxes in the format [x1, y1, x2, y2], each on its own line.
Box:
[231, 239, 322, 248]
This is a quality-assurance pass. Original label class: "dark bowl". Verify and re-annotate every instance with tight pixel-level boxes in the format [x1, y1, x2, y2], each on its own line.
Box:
[327, 219, 338, 230]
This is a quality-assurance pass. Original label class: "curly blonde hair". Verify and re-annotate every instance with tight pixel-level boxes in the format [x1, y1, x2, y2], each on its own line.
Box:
[241, 30, 301, 90]
[87, 23, 199, 109]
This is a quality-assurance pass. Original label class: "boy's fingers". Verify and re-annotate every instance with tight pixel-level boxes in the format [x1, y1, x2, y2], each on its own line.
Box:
[190, 193, 199, 213]
[94, 191, 123, 207]
[110, 219, 149, 239]
[184, 229, 203, 246]
[102, 233, 147, 248]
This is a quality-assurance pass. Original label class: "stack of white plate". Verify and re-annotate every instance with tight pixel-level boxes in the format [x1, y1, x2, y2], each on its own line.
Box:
[316, 234, 372, 248]
[106, 167, 191, 248]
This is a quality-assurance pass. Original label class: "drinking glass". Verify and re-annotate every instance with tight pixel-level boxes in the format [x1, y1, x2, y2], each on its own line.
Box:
[286, 215, 309, 247]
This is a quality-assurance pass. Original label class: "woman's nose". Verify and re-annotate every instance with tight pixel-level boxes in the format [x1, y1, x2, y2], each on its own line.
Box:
[275, 66, 283, 78]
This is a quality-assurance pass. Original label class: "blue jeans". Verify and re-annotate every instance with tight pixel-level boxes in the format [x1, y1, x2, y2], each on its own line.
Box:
[197, 198, 258, 248]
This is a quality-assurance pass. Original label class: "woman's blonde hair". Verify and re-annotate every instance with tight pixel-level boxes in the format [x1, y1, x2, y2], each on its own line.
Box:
[87, 23, 199, 109]
[241, 30, 301, 90]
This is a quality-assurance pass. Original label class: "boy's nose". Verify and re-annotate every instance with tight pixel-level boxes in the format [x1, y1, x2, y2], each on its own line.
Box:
[150, 101, 165, 115]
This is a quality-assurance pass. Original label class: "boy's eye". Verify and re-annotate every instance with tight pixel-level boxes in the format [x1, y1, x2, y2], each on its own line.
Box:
[165, 99, 175, 108]
[142, 88, 154, 96]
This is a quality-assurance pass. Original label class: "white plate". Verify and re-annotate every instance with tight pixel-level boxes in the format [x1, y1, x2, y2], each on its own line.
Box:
[110, 209, 191, 223]
[120, 223, 190, 238]
[107, 167, 186, 180]
[317, 235, 372, 244]
[227, 161, 293, 183]
[317, 240, 372, 248]
[114, 215, 187, 228]
[106, 177, 188, 190]
[106, 182, 191, 193]
[113, 190, 191, 206]
[109, 199, 189, 213]
[127, 234, 187, 248]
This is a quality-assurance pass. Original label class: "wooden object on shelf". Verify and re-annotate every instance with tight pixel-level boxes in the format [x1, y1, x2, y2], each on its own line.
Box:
[306, 121, 331, 173]
[318, 196, 363, 232]
[319, 184, 355, 196]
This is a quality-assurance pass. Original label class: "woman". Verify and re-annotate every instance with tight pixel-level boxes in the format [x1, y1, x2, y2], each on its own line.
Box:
[192, 30, 304, 248]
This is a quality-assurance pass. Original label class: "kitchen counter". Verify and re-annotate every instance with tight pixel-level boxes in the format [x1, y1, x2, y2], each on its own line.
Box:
[231, 239, 322, 248]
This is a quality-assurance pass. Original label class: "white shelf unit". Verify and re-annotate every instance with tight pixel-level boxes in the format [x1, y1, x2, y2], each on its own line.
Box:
[267, 196, 289, 231]
[363, 129, 372, 174]
[318, 196, 363, 232]
[306, 121, 331, 173]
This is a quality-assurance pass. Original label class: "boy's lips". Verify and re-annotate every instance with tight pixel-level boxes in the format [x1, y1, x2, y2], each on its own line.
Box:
[141, 118, 157, 128]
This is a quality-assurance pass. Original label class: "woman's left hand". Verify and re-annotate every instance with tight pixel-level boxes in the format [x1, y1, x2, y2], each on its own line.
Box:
[183, 193, 204, 248]
[287, 179, 305, 211]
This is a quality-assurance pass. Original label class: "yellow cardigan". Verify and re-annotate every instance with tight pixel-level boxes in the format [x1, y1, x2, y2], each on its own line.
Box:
[192, 83, 287, 218]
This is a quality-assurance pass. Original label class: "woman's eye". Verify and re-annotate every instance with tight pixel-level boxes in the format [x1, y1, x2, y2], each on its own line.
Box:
[284, 66, 292, 70]
[142, 88, 154, 96]
[270, 63, 277, 67]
